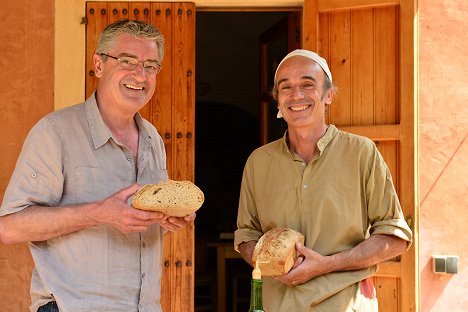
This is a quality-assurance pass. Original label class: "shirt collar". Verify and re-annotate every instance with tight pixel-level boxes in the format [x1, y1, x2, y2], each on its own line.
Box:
[280, 124, 339, 160]
[134, 113, 153, 146]
[317, 124, 338, 154]
[85, 92, 151, 149]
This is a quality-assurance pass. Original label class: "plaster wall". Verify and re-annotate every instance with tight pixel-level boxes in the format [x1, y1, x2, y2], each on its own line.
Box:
[419, 0, 468, 311]
[0, 1, 54, 310]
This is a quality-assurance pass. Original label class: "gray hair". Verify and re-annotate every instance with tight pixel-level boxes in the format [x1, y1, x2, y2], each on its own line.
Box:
[95, 19, 165, 61]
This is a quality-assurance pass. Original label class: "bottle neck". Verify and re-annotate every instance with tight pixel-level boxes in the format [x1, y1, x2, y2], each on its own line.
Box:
[249, 278, 264, 311]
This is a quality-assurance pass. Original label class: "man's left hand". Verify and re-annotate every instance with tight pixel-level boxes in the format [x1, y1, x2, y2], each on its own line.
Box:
[274, 243, 328, 286]
[160, 212, 196, 232]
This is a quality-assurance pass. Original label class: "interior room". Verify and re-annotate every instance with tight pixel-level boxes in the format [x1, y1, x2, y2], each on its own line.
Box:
[194, 11, 290, 311]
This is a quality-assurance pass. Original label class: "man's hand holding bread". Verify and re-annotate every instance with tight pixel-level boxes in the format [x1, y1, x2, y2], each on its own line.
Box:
[132, 180, 203, 232]
[89, 180, 202, 234]
[242, 227, 335, 287]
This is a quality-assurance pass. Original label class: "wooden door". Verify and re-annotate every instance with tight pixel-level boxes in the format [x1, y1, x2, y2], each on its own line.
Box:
[303, 0, 418, 311]
[85, 2, 196, 311]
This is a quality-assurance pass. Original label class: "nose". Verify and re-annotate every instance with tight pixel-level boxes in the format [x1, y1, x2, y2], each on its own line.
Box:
[131, 63, 147, 81]
[290, 85, 304, 99]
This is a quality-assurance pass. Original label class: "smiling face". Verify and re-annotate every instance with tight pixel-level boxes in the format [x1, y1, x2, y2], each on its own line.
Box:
[275, 56, 333, 131]
[93, 33, 159, 115]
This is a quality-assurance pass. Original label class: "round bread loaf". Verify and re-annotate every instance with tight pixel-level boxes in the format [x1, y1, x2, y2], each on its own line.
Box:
[132, 180, 204, 217]
[252, 228, 305, 276]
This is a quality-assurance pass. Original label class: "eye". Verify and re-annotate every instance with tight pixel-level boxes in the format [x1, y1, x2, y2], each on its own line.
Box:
[119, 57, 138, 67]
[145, 62, 161, 73]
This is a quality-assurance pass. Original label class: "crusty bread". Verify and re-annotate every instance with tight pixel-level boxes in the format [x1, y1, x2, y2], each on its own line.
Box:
[132, 180, 204, 217]
[252, 228, 305, 276]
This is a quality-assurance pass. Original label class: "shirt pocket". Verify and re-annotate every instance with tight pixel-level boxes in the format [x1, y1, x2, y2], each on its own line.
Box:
[74, 166, 131, 203]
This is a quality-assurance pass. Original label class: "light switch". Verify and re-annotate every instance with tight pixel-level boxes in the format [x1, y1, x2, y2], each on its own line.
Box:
[433, 256, 446, 273]
[432, 255, 459, 274]
[446, 256, 459, 274]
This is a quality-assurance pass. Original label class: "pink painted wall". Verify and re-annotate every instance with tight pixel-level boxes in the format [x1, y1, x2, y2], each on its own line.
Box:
[419, 0, 468, 311]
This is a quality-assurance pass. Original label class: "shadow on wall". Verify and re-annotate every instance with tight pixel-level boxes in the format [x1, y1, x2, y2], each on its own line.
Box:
[420, 258, 454, 312]
[195, 101, 259, 238]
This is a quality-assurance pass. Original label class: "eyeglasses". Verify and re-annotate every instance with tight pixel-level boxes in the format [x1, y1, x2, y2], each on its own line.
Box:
[99, 53, 162, 74]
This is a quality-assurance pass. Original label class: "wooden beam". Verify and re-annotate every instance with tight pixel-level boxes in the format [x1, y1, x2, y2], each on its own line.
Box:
[303, 0, 319, 51]
[397, 0, 419, 310]
[319, 0, 399, 12]
[337, 124, 401, 141]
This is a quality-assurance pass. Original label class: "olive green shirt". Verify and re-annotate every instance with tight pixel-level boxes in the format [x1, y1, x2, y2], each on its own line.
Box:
[234, 125, 412, 311]
[1, 94, 168, 312]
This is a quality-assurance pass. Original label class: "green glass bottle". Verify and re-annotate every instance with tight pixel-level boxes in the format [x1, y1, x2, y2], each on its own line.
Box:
[248, 261, 265, 312]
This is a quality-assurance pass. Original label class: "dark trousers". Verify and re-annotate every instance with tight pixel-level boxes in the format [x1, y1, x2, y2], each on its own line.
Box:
[37, 301, 59, 312]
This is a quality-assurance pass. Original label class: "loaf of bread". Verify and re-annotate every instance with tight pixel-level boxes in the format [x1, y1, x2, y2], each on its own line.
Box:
[132, 180, 204, 217]
[252, 228, 305, 276]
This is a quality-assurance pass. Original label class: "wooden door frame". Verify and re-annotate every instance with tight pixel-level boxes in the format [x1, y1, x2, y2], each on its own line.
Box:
[191, 2, 419, 311]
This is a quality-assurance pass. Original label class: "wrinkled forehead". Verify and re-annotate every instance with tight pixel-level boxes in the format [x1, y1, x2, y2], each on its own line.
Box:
[110, 33, 160, 59]
[275, 56, 327, 85]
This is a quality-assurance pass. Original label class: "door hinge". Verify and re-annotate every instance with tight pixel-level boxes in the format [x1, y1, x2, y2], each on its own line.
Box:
[81, 17, 88, 25]
[406, 215, 413, 228]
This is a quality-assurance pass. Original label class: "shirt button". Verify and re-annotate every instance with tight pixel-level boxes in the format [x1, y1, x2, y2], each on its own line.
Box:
[31, 172, 37, 178]
[142, 242, 146, 248]
[301, 163, 306, 166]
[303, 184, 308, 189]
[142, 273, 146, 279]
[126, 156, 131, 161]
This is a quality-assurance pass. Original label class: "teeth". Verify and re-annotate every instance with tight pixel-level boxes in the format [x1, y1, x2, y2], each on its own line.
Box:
[125, 84, 144, 90]
[289, 105, 309, 111]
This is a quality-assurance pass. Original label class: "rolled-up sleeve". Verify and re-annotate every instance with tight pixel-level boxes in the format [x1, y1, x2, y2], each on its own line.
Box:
[366, 151, 413, 247]
[0, 117, 64, 216]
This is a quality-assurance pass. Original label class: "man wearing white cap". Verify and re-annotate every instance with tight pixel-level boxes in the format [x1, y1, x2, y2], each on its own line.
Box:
[234, 50, 412, 311]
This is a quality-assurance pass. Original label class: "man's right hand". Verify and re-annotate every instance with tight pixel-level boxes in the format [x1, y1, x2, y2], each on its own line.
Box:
[90, 184, 168, 233]
[238, 240, 257, 267]
[0, 184, 170, 244]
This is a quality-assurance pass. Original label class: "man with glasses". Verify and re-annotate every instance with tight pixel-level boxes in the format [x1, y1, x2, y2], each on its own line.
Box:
[0, 19, 194, 312]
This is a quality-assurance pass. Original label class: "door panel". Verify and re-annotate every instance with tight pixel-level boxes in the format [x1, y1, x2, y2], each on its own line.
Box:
[304, 0, 417, 311]
[85, 3, 195, 311]
[351, 9, 375, 125]
[374, 6, 399, 125]
[326, 11, 351, 126]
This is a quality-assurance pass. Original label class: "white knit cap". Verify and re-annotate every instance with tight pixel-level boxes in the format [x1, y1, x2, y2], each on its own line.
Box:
[275, 49, 332, 118]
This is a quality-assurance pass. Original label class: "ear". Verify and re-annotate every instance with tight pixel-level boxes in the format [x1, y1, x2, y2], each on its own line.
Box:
[324, 88, 334, 105]
[93, 53, 103, 78]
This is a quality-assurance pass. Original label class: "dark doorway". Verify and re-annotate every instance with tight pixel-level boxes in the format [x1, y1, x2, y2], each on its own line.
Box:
[194, 11, 290, 312]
